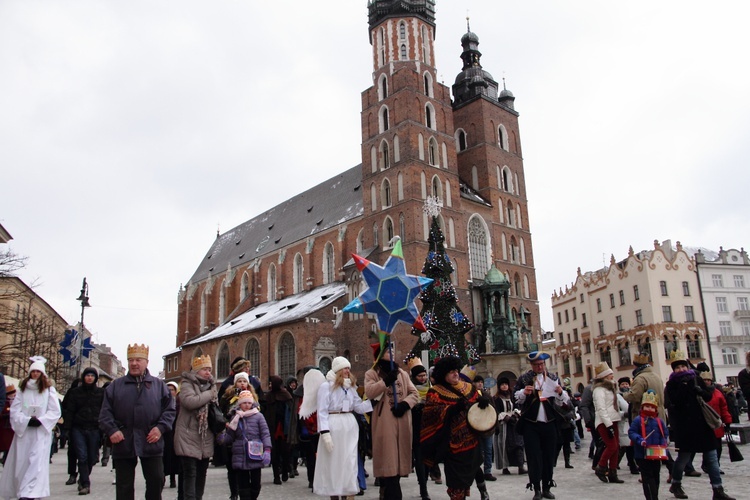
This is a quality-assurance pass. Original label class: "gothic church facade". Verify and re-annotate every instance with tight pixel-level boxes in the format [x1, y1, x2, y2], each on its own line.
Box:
[166, 1, 541, 384]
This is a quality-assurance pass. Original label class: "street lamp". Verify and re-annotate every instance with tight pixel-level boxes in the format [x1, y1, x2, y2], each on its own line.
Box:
[76, 277, 91, 378]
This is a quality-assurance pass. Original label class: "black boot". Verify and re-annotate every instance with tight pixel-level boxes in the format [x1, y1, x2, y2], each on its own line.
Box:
[669, 482, 688, 499]
[712, 486, 736, 500]
[66, 474, 78, 485]
[594, 465, 609, 483]
[542, 480, 556, 499]
[476, 479, 490, 500]
[532, 488, 542, 500]
[419, 482, 431, 500]
[608, 469, 624, 484]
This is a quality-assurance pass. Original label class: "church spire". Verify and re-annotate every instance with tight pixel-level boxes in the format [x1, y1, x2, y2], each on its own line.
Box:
[368, 0, 436, 31]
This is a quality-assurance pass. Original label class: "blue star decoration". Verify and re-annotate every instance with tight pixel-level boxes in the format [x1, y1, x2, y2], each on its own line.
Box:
[343, 239, 433, 334]
[59, 329, 95, 367]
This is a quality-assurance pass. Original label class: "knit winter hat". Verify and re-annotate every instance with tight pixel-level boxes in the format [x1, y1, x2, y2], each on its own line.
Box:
[237, 390, 255, 405]
[29, 356, 47, 376]
[234, 372, 250, 385]
[82, 367, 99, 382]
[331, 356, 351, 374]
[166, 381, 180, 393]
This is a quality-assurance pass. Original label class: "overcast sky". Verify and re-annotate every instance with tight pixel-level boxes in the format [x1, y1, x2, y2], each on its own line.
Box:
[2, 0, 749, 369]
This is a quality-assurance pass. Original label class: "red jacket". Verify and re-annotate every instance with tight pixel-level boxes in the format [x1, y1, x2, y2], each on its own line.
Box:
[707, 386, 733, 438]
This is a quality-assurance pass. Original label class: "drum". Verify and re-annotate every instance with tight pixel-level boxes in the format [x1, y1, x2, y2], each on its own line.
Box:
[644, 445, 668, 460]
[467, 402, 497, 437]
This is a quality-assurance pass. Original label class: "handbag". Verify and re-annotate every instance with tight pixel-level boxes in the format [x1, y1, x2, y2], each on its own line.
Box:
[696, 396, 722, 430]
[207, 401, 227, 435]
[726, 429, 744, 462]
[238, 420, 264, 462]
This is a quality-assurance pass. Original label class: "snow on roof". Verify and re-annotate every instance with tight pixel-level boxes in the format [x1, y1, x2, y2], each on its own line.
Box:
[182, 282, 347, 346]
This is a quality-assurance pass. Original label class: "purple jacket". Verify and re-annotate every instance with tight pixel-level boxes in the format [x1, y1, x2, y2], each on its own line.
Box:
[217, 412, 272, 470]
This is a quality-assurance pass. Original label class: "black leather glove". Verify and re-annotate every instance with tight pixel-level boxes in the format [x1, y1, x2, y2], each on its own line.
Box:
[28, 417, 42, 427]
[477, 396, 490, 410]
[382, 369, 399, 386]
[607, 426, 615, 439]
[391, 401, 411, 418]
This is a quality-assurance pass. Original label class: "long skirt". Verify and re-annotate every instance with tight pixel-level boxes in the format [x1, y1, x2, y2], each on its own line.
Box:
[493, 424, 509, 469]
[313, 413, 360, 497]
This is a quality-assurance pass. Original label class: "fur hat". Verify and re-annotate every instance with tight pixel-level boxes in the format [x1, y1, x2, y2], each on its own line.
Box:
[669, 350, 689, 369]
[192, 355, 212, 371]
[527, 351, 550, 362]
[696, 362, 710, 373]
[594, 362, 613, 380]
[432, 356, 462, 385]
[234, 372, 250, 385]
[498, 377, 510, 387]
[633, 352, 651, 366]
[166, 381, 179, 393]
[127, 344, 149, 360]
[618, 377, 631, 386]
[232, 358, 251, 373]
[473, 375, 484, 383]
[237, 390, 255, 405]
[641, 389, 659, 408]
[29, 356, 47, 376]
[331, 356, 351, 374]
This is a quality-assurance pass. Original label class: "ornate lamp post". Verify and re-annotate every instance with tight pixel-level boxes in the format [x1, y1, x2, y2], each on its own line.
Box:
[76, 277, 91, 378]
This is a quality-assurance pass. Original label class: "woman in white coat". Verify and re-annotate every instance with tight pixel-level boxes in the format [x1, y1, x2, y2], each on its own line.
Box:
[0, 356, 62, 500]
[592, 361, 623, 485]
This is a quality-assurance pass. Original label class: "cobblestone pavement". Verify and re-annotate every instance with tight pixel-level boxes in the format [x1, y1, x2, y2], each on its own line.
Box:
[19, 436, 749, 499]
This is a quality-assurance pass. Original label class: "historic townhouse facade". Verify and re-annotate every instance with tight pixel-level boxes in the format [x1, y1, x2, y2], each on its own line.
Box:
[696, 247, 750, 385]
[168, 1, 542, 384]
[552, 240, 708, 394]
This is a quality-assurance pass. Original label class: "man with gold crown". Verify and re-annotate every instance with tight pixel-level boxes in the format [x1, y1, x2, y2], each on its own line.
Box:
[99, 343, 176, 500]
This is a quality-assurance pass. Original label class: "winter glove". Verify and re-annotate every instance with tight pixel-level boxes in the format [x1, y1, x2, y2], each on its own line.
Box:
[477, 396, 491, 410]
[262, 449, 272, 466]
[447, 398, 467, 417]
[391, 401, 411, 418]
[27, 417, 42, 427]
[606, 426, 615, 439]
[321, 431, 334, 453]
[382, 369, 399, 387]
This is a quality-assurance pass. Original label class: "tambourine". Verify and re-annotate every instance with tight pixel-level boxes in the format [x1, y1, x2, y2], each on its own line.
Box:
[467, 402, 498, 437]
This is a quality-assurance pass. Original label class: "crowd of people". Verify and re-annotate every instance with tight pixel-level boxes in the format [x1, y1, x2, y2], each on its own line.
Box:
[0, 345, 749, 500]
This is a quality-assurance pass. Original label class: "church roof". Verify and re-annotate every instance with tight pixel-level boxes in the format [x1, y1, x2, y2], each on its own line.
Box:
[188, 166, 364, 285]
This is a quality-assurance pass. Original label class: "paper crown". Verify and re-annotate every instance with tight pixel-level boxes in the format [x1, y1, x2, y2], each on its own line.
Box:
[192, 355, 212, 370]
[633, 352, 651, 365]
[669, 350, 687, 367]
[460, 364, 477, 381]
[237, 390, 255, 404]
[700, 371, 713, 381]
[127, 344, 149, 360]
[641, 389, 659, 407]
[405, 355, 423, 371]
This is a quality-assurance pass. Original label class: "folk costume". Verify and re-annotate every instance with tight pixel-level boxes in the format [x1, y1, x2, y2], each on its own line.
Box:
[311, 357, 372, 497]
[492, 377, 525, 474]
[420, 356, 484, 500]
[0, 356, 62, 500]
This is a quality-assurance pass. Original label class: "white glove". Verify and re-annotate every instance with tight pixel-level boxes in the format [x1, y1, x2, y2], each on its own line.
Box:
[321, 432, 334, 453]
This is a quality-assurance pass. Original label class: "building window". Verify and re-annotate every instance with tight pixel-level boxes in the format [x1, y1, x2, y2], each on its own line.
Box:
[293, 253, 304, 294]
[601, 346, 612, 366]
[619, 342, 631, 366]
[618, 290, 624, 305]
[557, 312, 562, 325]
[660, 281, 668, 296]
[684, 305, 695, 322]
[742, 320, 750, 336]
[572, 307, 577, 320]
[635, 309, 643, 326]
[575, 355, 583, 374]
[633, 285, 640, 301]
[738, 297, 749, 311]
[716, 296, 728, 313]
[267, 263, 276, 302]
[559, 333, 565, 346]
[428, 138, 438, 165]
[638, 338, 652, 362]
[323, 242, 335, 284]
[563, 357, 570, 375]
[582, 313, 588, 327]
[457, 130, 467, 151]
[244, 338, 260, 378]
[381, 178, 392, 207]
[663, 336, 678, 359]
[662, 305, 673, 322]
[596, 298, 602, 313]
[400, 44, 407, 60]
[216, 342, 230, 379]
[609, 294, 615, 308]
[686, 335, 701, 359]
[712, 274, 724, 287]
[384, 217, 395, 245]
[722, 347, 739, 365]
[580, 293, 584, 303]
[616, 315, 623, 331]
[584, 340, 591, 354]
[682, 281, 690, 296]
[399, 22, 406, 39]
[467, 216, 490, 280]
[241, 271, 249, 301]
[399, 213, 406, 243]
[380, 140, 390, 168]
[565, 310, 569, 323]
[734, 275, 746, 288]
[598, 320, 605, 336]
[278, 332, 296, 381]
[719, 321, 732, 336]
[573, 328, 579, 342]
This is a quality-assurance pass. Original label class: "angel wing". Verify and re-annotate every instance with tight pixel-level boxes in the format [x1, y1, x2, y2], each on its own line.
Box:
[299, 369, 326, 419]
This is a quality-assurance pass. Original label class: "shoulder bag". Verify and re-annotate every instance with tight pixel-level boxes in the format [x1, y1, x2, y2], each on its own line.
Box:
[207, 401, 227, 435]
[696, 395, 722, 430]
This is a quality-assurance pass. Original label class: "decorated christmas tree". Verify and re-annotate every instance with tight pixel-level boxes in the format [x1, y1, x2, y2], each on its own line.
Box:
[408, 197, 479, 366]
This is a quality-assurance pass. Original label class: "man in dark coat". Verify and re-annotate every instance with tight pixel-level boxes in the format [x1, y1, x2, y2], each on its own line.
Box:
[99, 344, 175, 500]
[737, 350, 750, 421]
[664, 351, 735, 500]
[64, 367, 104, 495]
